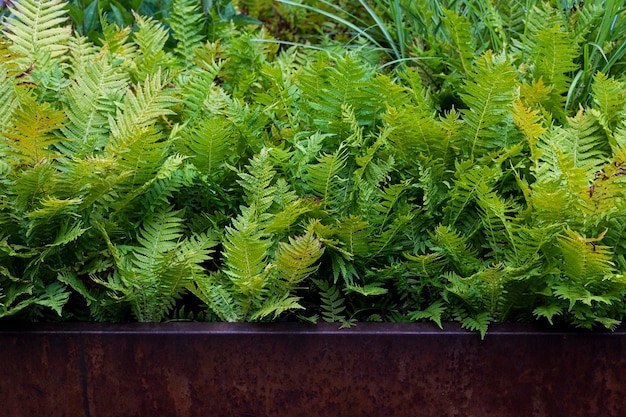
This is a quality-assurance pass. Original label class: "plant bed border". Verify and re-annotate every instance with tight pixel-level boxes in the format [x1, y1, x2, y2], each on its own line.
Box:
[1, 322, 625, 416]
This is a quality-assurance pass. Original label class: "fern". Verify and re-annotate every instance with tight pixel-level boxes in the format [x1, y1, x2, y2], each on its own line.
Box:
[222, 208, 272, 308]
[237, 148, 277, 215]
[523, 5, 580, 119]
[275, 230, 324, 290]
[314, 279, 347, 323]
[459, 51, 517, 159]
[130, 12, 175, 80]
[298, 52, 382, 135]
[60, 55, 128, 155]
[408, 301, 446, 329]
[441, 9, 475, 77]
[5, 0, 72, 72]
[3, 94, 66, 166]
[304, 145, 348, 208]
[168, 0, 206, 68]
[590, 72, 626, 147]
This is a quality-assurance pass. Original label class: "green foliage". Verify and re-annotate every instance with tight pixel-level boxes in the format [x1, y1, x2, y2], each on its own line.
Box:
[1, 0, 626, 336]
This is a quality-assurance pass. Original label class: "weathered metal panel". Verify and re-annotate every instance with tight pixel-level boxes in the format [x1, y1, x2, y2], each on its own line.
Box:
[1, 323, 624, 416]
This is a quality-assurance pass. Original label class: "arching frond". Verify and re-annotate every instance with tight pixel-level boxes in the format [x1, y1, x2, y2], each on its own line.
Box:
[460, 51, 517, 159]
[5, 0, 71, 71]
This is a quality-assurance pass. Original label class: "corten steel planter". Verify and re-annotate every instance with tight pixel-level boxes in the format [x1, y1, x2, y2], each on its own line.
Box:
[1, 322, 625, 416]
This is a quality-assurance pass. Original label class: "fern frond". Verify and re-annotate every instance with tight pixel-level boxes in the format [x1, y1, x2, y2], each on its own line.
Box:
[559, 108, 610, 174]
[430, 225, 480, 276]
[181, 116, 232, 177]
[6, 0, 71, 71]
[130, 12, 174, 80]
[558, 228, 614, 283]
[305, 145, 348, 206]
[314, 279, 347, 323]
[0, 66, 17, 126]
[3, 94, 66, 165]
[275, 230, 324, 289]
[533, 303, 563, 325]
[408, 301, 446, 329]
[382, 105, 450, 166]
[511, 98, 548, 164]
[298, 52, 381, 135]
[524, 6, 579, 118]
[223, 208, 272, 302]
[441, 9, 475, 76]
[168, 0, 206, 68]
[60, 56, 128, 155]
[475, 186, 520, 262]
[107, 70, 177, 150]
[237, 148, 277, 215]
[590, 72, 626, 146]
[250, 293, 303, 320]
[443, 163, 501, 229]
[460, 312, 491, 339]
[176, 61, 225, 121]
[460, 51, 517, 159]
[191, 277, 240, 322]
[132, 208, 184, 274]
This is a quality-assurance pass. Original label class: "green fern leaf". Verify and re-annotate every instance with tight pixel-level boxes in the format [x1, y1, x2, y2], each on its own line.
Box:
[408, 301, 446, 329]
[558, 228, 614, 283]
[237, 148, 277, 215]
[3, 94, 66, 165]
[131, 12, 175, 80]
[195, 279, 240, 322]
[460, 312, 491, 339]
[523, 6, 579, 118]
[168, 0, 206, 67]
[345, 282, 388, 297]
[61, 56, 128, 155]
[460, 51, 517, 159]
[250, 293, 303, 321]
[441, 9, 475, 76]
[305, 145, 348, 206]
[533, 303, 563, 325]
[6, 0, 72, 71]
[132, 208, 184, 274]
[275, 231, 324, 289]
[314, 279, 347, 323]
[107, 69, 177, 152]
[590, 72, 626, 139]
[223, 208, 272, 299]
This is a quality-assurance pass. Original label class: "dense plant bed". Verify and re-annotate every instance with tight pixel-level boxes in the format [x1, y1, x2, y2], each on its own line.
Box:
[1, 322, 626, 416]
[0, 0, 626, 336]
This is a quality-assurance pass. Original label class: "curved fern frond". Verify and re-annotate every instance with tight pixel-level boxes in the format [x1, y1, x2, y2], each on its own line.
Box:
[168, 0, 206, 68]
[237, 148, 277, 215]
[3, 94, 66, 166]
[130, 12, 174, 80]
[223, 208, 272, 300]
[6, 0, 71, 71]
[60, 56, 128, 155]
[275, 230, 324, 289]
[181, 116, 232, 177]
[441, 9, 475, 76]
[590, 72, 626, 147]
[108, 70, 177, 150]
[460, 51, 517, 159]
[558, 228, 614, 283]
[305, 144, 348, 207]
[523, 5, 579, 118]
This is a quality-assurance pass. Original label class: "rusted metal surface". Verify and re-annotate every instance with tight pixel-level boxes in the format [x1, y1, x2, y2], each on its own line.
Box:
[1, 322, 625, 416]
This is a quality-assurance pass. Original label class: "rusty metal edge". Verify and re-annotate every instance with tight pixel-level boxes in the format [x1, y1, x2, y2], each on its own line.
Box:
[1, 321, 623, 335]
[3, 321, 626, 416]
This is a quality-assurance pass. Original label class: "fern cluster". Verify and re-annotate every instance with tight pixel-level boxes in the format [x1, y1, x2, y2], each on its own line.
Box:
[1, 0, 626, 336]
